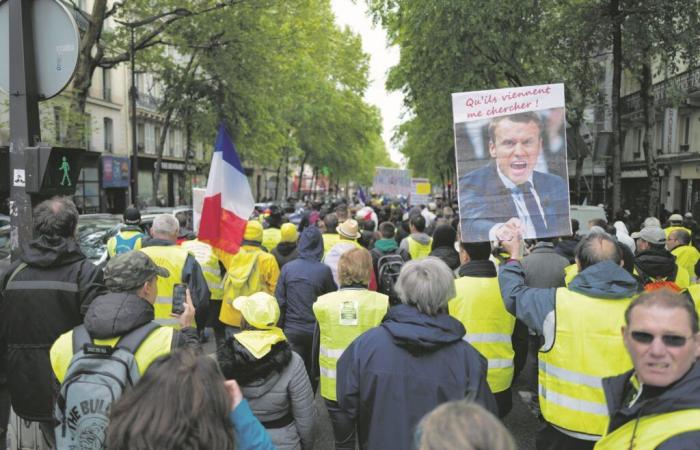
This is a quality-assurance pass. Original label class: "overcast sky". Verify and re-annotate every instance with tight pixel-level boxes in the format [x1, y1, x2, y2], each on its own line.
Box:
[330, 0, 405, 165]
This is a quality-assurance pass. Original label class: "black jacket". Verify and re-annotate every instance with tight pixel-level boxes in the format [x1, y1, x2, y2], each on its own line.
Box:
[602, 363, 700, 449]
[218, 339, 292, 385]
[635, 248, 678, 281]
[0, 236, 104, 420]
[429, 246, 460, 271]
[271, 242, 298, 269]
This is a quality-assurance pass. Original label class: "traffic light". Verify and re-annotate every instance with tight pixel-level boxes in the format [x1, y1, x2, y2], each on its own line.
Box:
[24, 144, 88, 195]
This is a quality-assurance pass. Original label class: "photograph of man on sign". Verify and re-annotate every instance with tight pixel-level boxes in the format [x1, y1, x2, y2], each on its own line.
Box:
[456, 108, 570, 242]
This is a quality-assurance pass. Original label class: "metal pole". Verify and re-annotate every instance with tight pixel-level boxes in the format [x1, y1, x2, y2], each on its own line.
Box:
[130, 26, 139, 206]
[8, 0, 41, 260]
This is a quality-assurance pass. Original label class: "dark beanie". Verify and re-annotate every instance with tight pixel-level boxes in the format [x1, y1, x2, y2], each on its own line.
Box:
[431, 224, 457, 250]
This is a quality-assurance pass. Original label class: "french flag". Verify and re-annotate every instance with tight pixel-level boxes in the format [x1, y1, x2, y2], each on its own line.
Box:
[198, 123, 254, 263]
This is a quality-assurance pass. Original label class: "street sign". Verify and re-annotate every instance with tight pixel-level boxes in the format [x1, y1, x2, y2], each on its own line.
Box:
[0, 0, 80, 99]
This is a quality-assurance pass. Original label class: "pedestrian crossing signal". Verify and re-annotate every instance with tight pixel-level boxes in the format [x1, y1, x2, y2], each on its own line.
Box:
[24, 144, 87, 195]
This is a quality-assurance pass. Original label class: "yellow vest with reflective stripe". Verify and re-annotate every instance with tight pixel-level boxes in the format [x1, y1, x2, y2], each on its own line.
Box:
[685, 284, 700, 316]
[539, 288, 634, 437]
[449, 276, 516, 393]
[263, 228, 282, 252]
[323, 234, 341, 256]
[594, 409, 700, 450]
[180, 239, 224, 300]
[107, 230, 144, 257]
[672, 245, 700, 282]
[407, 237, 432, 260]
[50, 326, 175, 383]
[313, 289, 388, 401]
[139, 246, 189, 328]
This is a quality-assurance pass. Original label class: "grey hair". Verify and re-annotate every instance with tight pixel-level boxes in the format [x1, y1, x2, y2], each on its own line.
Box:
[395, 257, 456, 316]
[151, 214, 179, 236]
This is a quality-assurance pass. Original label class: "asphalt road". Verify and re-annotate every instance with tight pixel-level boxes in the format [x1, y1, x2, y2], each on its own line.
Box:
[205, 333, 540, 449]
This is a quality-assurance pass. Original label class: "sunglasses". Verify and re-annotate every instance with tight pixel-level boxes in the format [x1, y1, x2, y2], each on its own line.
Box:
[630, 331, 690, 348]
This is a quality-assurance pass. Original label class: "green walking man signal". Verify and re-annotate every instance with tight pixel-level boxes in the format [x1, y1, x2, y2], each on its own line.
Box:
[59, 156, 71, 187]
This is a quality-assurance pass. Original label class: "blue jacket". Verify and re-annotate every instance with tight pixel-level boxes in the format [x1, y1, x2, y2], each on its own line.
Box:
[275, 226, 337, 334]
[229, 399, 276, 450]
[459, 163, 570, 241]
[336, 304, 496, 450]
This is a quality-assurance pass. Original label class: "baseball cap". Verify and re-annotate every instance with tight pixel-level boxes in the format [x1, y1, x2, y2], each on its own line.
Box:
[631, 226, 666, 245]
[685, 212, 693, 219]
[103, 251, 169, 292]
[123, 207, 141, 225]
[233, 292, 280, 330]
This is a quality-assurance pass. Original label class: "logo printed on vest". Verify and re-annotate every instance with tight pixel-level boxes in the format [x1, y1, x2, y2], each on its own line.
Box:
[339, 301, 359, 326]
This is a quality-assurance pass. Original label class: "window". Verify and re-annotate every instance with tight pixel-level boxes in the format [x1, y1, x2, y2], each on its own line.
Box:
[137, 122, 145, 153]
[103, 117, 113, 152]
[145, 123, 155, 154]
[633, 128, 642, 159]
[155, 126, 162, 155]
[681, 116, 690, 152]
[168, 130, 176, 157]
[74, 167, 100, 214]
[102, 68, 111, 101]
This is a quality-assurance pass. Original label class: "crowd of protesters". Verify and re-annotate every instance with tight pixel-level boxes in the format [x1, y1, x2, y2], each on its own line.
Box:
[0, 194, 699, 449]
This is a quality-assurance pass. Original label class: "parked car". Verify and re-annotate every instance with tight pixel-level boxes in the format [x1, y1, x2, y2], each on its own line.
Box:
[569, 205, 607, 235]
[141, 206, 193, 234]
[76, 214, 122, 265]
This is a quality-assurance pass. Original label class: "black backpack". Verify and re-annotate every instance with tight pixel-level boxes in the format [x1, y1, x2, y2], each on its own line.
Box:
[376, 253, 405, 305]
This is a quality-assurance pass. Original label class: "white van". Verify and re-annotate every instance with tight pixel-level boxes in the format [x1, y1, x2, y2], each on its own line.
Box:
[569, 205, 607, 236]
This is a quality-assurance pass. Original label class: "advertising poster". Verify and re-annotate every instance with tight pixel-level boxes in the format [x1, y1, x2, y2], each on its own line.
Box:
[372, 167, 412, 197]
[452, 83, 571, 242]
[410, 178, 431, 206]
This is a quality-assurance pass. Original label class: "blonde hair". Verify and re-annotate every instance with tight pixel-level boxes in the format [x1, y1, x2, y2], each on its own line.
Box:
[338, 248, 372, 287]
[416, 401, 515, 450]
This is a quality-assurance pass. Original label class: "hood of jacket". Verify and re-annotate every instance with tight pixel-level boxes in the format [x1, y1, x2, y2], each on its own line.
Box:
[569, 260, 639, 299]
[458, 259, 497, 278]
[374, 238, 398, 253]
[83, 292, 154, 339]
[20, 235, 86, 268]
[381, 304, 465, 355]
[429, 246, 461, 270]
[409, 232, 432, 246]
[635, 248, 677, 279]
[297, 226, 324, 261]
[218, 339, 292, 389]
[603, 363, 700, 431]
[274, 241, 297, 257]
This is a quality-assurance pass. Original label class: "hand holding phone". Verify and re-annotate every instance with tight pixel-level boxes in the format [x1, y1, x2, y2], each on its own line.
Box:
[172, 284, 187, 315]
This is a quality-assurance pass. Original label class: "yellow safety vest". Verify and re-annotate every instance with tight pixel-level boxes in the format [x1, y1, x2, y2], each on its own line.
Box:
[139, 246, 189, 328]
[594, 409, 700, 450]
[449, 276, 515, 394]
[180, 239, 224, 300]
[313, 289, 388, 401]
[664, 226, 692, 238]
[539, 288, 633, 437]
[672, 245, 700, 282]
[323, 234, 341, 256]
[685, 285, 700, 316]
[50, 326, 174, 382]
[407, 237, 432, 260]
[633, 264, 690, 289]
[107, 229, 144, 257]
[564, 264, 578, 286]
[262, 228, 282, 252]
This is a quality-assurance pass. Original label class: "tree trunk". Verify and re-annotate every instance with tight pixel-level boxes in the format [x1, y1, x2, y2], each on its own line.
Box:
[310, 167, 318, 201]
[284, 148, 289, 199]
[274, 156, 282, 201]
[297, 152, 308, 199]
[153, 108, 175, 205]
[640, 59, 661, 217]
[179, 119, 193, 205]
[610, 0, 623, 216]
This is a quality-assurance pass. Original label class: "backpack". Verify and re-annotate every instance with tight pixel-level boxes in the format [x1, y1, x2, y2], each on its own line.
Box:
[376, 252, 405, 305]
[219, 250, 263, 326]
[54, 322, 159, 449]
[114, 232, 144, 255]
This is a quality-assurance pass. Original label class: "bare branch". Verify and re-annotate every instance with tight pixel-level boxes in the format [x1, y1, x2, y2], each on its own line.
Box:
[105, 1, 125, 18]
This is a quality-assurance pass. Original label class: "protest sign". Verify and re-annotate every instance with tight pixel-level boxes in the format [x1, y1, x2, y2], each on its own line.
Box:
[410, 178, 431, 206]
[452, 83, 571, 242]
[372, 167, 411, 197]
[192, 187, 206, 233]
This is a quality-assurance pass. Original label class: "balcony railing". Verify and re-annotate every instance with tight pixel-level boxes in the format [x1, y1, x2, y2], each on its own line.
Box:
[622, 66, 700, 114]
[136, 92, 160, 111]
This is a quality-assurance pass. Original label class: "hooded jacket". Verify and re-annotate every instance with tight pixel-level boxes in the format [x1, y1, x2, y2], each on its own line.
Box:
[521, 241, 570, 288]
[601, 363, 700, 449]
[635, 248, 678, 280]
[0, 236, 104, 420]
[276, 227, 337, 334]
[219, 340, 315, 450]
[271, 242, 299, 269]
[336, 304, 497, 450]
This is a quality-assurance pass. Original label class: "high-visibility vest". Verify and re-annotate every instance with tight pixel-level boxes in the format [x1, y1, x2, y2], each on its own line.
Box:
[672, 245, 700, 282]
[313, 289, 388, 401]
[539, 288, 634, 437]
[139, 246, 190, 328]
[107, 229, 144, 257]
[449, 276, 515, 393]
[664, 225, 692, 238]
[594, 409, 700, 450]
[323, 234, 341, 256]
[262, 228, 282, 252]
[564, 263, 578, 286]
[50, 326, 174, 382]
[633, 264, 690, 289]
[407, 237, 432, 260]
[180, 239, 224, 300]
[685, 284, 700, 316]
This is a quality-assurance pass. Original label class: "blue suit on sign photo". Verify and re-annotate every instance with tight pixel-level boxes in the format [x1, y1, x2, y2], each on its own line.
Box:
[459, 163, 570, 242]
